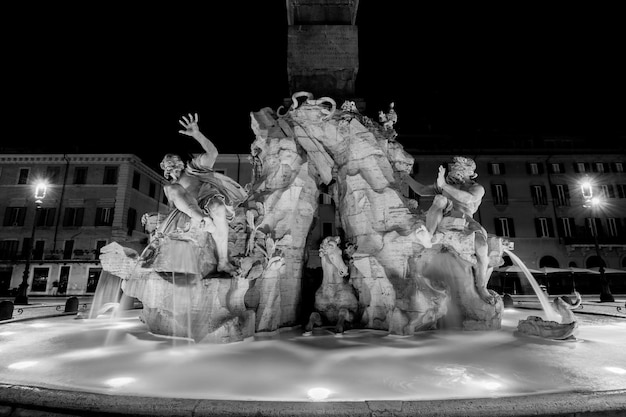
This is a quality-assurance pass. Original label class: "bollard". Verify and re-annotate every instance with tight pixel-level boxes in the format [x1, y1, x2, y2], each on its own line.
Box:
[0, 300, 14, 320]
[503, 293, 514, 308]
[64, 296, 80, 313]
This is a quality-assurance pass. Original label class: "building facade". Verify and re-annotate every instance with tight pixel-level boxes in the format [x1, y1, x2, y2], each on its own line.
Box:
[1, 148, 624, 297]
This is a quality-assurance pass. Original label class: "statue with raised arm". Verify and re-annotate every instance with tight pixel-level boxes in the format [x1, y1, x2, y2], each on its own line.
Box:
[141, 113, 247, 277]
[403, 156, 495, 304]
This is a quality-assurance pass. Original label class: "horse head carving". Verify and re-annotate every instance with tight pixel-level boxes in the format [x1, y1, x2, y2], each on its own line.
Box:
[319, 236, 348, 277]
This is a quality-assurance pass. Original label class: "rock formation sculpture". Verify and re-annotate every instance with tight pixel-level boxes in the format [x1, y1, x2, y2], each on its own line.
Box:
[100, 91, 507, 343]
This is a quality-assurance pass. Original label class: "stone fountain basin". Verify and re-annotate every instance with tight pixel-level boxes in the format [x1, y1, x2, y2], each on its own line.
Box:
[1, 309, 625, 416]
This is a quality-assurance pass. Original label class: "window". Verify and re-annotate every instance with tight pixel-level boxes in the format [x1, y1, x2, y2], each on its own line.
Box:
[73, 167, 88, 184]
[607, 218, 619, 237]
[600, 184, 614, 199]
[557, 217, 575, 238]
[552, 184, 570, 206]
[31, 267, 49, 292]
[36, 207, 56, 227]
[492, 184, 508, 205]
[407, 187, 419, 202]
[58, 266, 70, 295]
[149, 181, 156, 198]
[0, 240, 19, 260]
[3, 207, 26, 226]
[46, 166, 61, 184]
[63, 207, 84, 227]
[318, 193, 332, 205]
[95, 207, 114, 226]
[613, 162, 623, 173]
[95, 240, 107, 260]
[21, 238, 31, 258]
[594, 162, 606, 173]
[617, 184, 626, 199]
[531, 185, 547, 206]
[33, 240, 44, 260]
[322, 222, 333, 238]
[574, 162, 590, 173]
[488, 163, 504, 175]
[103, 166, 118, 184]
[527, 163, 541, 175]
[63, 240, 74, 260]
[585, 217, 602, 238]
[127, 208, 137, 235]
[535, 217, 554, 238]
[86, 268, 102, 293]
[17, 168, 29, 184]
[132, 171, 140, 189]
[549, 163, 565, 174]
[495, 218, 515, 237]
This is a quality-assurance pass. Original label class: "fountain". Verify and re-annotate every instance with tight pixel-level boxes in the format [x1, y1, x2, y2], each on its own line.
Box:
[1, 95, 625, 416]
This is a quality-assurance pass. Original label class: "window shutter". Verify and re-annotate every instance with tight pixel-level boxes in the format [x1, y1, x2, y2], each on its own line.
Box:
[494, 219, 503, 236]
[76, 208, 84, 226]
[63, 208, 71, 227]
[508, 218, 516, 237]
[95, 208, 102, 226]
[547, 218, 555, 237]
[538, 163, 544, 175]
[3, 207, 11, 226]
[46, 208, 56, 227]
[573, 163, 580, 173]
[534, 218, 542, 237]
[487, 163, 493, 175]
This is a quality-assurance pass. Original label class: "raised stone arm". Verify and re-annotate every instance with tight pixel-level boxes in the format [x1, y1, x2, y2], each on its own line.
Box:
[178, 113, 218, 168]
[402, 172, 437, 196]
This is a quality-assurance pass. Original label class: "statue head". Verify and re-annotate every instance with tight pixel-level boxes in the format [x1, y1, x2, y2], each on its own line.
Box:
[160, 154, 185, 180]
[447, 156, 477, 184]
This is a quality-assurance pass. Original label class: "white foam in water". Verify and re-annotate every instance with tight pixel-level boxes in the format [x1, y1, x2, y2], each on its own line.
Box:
[0, 308, 624, 402]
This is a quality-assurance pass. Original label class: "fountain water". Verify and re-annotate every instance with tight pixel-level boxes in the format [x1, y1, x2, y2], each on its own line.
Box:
[2, 98, 625, 415]
[503, 249, 560, 322]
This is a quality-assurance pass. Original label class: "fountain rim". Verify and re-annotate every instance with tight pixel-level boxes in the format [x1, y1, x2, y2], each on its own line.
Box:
[1, 384, 625, 416]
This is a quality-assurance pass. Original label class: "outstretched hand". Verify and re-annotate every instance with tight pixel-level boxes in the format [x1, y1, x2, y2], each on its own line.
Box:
[436, 165, 446, 188]
[178, 113, 200, 137]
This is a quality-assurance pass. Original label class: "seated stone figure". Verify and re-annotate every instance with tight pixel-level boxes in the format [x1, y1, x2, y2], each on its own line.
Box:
[402, 156, 495, 304]
[140, 113, 247, 278]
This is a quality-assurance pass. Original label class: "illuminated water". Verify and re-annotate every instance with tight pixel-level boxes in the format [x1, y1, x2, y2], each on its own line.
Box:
[0, 308, 624, 402]
[504, 249, 561, 322]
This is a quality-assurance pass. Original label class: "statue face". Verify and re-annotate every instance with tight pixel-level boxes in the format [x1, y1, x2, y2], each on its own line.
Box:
[160, 155, 184, 180]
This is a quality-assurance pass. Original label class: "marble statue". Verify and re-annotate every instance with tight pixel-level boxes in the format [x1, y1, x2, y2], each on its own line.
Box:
[304, 236, 359, 335]
[100, 92, 507, 343]
[516, 291, 582, 340]
[140, 113, 247, 277]
[403, 156, 496, 305]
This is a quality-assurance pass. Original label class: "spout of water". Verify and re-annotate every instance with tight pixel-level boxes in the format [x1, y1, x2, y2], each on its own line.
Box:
[502, 249, 560, 322]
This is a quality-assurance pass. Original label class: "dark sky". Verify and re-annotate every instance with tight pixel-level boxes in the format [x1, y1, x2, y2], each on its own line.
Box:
[4, 3, 625, 171]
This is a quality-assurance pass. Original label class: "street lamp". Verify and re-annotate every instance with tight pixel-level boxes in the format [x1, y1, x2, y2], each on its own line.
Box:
[14, 181, 48, 305]
[580, 175, 614, 302]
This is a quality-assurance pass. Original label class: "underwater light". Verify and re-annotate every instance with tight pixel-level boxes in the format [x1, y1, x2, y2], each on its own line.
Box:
[605, 366, 626, 375]
[8, 361, 38, 369]
[105, 377, 136, 388]
[307, 387, 331, 401]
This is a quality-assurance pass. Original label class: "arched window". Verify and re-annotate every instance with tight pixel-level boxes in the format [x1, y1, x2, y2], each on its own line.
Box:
[539, 256, 559, 268]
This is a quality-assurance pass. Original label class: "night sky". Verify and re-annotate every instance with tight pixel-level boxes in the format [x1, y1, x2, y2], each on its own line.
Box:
[4, 3, 624, 171]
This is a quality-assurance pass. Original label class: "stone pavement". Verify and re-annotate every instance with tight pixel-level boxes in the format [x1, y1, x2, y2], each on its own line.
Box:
[0, 296, 92, 322]
[511, 294, 626, 318]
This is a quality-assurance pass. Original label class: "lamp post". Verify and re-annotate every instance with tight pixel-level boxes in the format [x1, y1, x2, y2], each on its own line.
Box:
[14, 182, 47, 305]
[580, 176, 614, 302]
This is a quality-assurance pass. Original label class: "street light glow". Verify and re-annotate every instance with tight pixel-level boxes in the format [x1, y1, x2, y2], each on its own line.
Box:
[34, 181, 48, 204]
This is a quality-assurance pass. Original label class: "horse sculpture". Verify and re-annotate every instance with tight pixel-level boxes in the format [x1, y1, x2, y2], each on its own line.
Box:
[304, 236, 359, 335]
